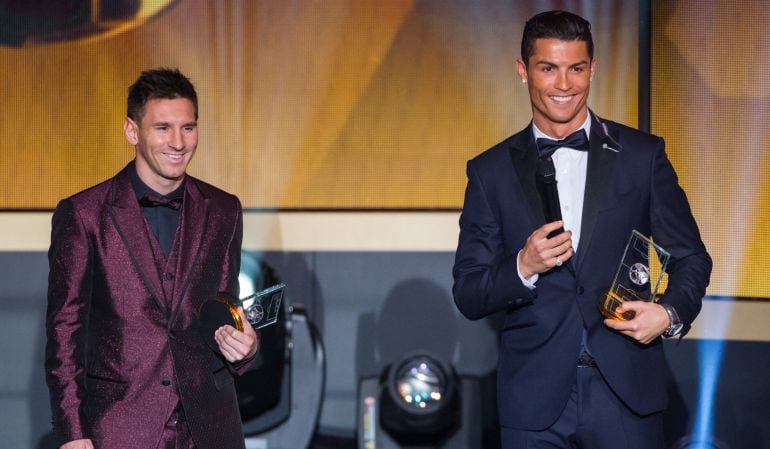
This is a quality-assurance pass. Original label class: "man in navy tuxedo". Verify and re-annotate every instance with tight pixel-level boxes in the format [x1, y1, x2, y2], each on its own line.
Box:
[452, 10, 711, 449]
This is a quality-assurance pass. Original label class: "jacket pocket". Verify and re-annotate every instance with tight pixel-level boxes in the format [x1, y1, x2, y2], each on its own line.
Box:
[85, 372, 129, 401]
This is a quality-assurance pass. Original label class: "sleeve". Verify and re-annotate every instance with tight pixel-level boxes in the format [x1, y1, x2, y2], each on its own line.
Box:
[219, 196, 255, 374]
[218, 195, 243, 297]
[452, 161, 537, 320]
[45, 199, 93, 444]
[648, 138, 713, 336]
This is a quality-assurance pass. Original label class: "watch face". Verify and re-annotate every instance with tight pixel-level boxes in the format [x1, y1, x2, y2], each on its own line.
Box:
[665, 322, 683, 338]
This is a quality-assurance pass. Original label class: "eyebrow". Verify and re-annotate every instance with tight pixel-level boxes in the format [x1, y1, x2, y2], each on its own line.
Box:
[534, 60, 589, 68]
[150, 121, 198, 127]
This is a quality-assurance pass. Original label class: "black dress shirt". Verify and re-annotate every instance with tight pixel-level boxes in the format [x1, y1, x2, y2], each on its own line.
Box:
[128, 162, 183, 256]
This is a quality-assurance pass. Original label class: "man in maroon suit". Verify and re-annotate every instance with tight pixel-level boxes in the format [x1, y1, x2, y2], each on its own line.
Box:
[45, 68, 259, 449]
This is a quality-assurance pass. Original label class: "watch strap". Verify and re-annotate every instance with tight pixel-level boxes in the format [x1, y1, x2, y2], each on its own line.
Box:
[661, 303, 683, 338]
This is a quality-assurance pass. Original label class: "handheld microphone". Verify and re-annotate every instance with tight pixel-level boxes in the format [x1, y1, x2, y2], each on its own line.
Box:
[536, 157, 564, 238]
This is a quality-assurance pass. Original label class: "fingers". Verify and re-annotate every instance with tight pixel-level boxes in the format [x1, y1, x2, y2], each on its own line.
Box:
[519, 222, 574, 276]
[552, 246, 574, 267]
[536, 220, 567, 238]
[215, 326, 255, 362]
[236, 307, 258, 339]
[214, 311, 259, 362]
[60, 439, 94, 449]
[603, 302, 670, 344]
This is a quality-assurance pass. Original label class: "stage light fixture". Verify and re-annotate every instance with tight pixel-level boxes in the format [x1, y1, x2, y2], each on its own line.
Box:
[236, 254, 325, 449]
[235, 257, 287, 425]
[380, 354, 459, 442]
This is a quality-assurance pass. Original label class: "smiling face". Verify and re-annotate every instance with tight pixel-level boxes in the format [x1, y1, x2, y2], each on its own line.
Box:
[124, 97, 198, 194]
[517, 38, 595, 139]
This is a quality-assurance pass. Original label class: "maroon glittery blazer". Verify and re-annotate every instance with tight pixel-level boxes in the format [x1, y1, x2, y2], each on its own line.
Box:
[45, 163, 248, 449]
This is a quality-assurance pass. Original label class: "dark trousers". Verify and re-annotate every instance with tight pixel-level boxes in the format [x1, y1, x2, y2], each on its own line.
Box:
[157, 405, 197, 449]
[501, 364, 664, 449]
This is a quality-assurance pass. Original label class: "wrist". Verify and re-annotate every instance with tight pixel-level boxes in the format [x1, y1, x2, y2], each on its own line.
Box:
[517, 251, 533, 278]
[661, 303, 683, 338]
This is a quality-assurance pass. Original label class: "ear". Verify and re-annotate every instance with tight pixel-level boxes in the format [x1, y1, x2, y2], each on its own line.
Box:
[590, 58, 598, 81]
[516, 58, 528, 83]
[123, 117, 139, 145]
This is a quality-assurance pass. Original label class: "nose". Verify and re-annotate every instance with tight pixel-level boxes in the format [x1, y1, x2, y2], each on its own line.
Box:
[169, 128, 184, 150]
[555, 69, 571, 91]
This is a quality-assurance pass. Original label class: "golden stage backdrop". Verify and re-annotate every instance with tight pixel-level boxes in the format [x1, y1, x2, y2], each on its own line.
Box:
[652, 0, 770, 299]
[0, 0, 638, 209]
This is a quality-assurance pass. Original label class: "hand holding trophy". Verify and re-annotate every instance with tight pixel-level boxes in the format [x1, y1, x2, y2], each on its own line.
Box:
[599, 231, 669, 320]
[200, 283, 285, 351]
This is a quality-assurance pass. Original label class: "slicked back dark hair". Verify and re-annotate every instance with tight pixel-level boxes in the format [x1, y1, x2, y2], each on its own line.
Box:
[127, 68, 198, 123]
[521, 10, 593, 65]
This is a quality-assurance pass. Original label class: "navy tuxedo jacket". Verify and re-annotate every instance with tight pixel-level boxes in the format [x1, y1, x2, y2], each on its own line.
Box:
[46, 164, 249, 449]
[453, 113, 711, 430]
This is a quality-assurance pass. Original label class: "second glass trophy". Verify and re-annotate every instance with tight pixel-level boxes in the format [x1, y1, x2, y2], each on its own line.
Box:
[599, 231, 669, 320]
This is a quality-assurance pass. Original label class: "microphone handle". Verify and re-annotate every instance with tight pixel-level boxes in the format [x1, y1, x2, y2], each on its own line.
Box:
[541, 182, 564, 238]
[536, 158, 564, 238]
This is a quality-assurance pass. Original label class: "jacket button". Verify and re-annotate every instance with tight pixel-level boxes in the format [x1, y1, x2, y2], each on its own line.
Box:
[162, 377, 171, 386]
[515, 297, 524, 305]
[169, 330, 176, 339]
[165, 272, 174, 281]
[577, 286, 585, 295]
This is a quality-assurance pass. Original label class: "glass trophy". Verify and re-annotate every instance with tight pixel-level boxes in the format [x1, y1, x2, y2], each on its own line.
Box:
[200, 283, 285, 351]
[599, 231, 669, 320]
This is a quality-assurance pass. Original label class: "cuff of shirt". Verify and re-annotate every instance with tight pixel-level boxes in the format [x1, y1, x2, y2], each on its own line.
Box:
[517, 250, 538, 290]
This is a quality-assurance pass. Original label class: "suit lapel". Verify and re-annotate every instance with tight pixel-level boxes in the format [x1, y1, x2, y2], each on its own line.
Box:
[107, 167, 169, 314]
[575, 113, 620, 271]
[509, 124, 545, 229]
[169, 178, 209, 322]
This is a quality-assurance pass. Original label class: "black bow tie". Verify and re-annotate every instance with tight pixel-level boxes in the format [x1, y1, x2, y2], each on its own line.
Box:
[536, 129, 589, 158]
[139, 194, 183, 210]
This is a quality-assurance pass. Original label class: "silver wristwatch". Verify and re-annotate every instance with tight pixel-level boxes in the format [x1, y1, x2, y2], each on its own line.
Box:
[661, 303, 683, 338]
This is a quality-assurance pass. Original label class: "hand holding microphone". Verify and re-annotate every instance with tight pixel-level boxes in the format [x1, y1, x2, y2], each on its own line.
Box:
[517, 155, 574, 277]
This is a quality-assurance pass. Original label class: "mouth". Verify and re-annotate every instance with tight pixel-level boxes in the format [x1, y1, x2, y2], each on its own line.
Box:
[163, 153, 187, 163]
[550, 95, 576, 104]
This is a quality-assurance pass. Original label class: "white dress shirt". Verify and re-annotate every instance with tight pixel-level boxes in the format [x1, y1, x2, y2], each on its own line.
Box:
[518, 114, 591, 287]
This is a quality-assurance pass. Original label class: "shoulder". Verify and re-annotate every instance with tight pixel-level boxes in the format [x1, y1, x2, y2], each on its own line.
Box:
[56, 177, 113, 212]
[187, 176, 241, 209]
[596, 116, 663, 151]
[469, 127, 530, 170]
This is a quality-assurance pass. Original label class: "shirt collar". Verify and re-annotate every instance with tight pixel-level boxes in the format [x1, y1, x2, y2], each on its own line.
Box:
[128, 161, 186, 200]
[532, 111, 592, 142]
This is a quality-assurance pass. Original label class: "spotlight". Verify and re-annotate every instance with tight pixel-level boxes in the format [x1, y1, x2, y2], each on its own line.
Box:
[379, 354, 459, 443]
[358, 353, 484, 449]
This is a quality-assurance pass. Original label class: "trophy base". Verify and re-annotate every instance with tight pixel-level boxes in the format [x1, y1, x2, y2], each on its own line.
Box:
[599, 291, 636, 321]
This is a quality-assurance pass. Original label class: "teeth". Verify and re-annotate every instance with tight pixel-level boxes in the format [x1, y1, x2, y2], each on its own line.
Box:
[551, 95, 573, 103]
